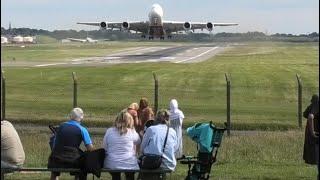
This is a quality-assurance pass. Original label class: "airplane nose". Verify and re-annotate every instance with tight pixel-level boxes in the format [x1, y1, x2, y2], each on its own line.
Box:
[149, 6, 163, 18]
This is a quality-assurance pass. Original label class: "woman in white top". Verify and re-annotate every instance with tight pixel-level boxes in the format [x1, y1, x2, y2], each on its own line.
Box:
[103, 111, 141, 180]
[169, 99, 185, 158]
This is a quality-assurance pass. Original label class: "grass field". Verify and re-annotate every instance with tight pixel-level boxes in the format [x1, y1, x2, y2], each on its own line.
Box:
[1, 41, 183, 62]
[3, 128, 317, 179]
[1, 41, 319, 179]
[1, 41, 318, 130]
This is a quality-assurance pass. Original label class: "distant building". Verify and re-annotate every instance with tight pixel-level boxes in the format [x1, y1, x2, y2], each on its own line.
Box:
[12, 36, 24, 43]
[61, 39, 71, 43]
[10, 35, 36, 43]
[23, 36, 34, 43]
[1, 36, 8, 44]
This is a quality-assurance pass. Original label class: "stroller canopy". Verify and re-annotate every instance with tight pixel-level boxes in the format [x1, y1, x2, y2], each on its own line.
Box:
[186, 122, 215, 153]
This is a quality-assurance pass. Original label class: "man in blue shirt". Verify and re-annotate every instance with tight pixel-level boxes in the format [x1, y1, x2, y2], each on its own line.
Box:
[141, 109, 178, 171]
[48, 108, 94, 180]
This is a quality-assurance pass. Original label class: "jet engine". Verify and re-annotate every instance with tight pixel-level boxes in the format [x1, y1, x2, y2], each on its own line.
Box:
[183, 22, 192, 31]
[206, 22, 213, 31]
[122, 22, 130, 30]
[100, 22, 107, 30]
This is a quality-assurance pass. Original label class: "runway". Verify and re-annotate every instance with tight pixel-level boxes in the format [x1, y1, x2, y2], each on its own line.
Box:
[34, 44, 228, 67]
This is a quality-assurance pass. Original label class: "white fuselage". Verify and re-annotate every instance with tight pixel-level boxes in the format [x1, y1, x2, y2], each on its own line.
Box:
[148, 4, 165, 38]
[148, 4, 163, 26]
[86, 37, 93, 42]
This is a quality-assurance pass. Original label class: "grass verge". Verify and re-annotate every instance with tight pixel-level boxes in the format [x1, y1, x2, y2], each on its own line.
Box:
[3, 128, 317, 179]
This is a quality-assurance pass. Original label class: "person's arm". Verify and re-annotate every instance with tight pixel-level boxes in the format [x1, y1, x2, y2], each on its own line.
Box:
[147, 108, 154, 120]
[140, 128, 152, 154]
[303, 105, 312, 118]
[307, 114, 318, 138]
[133, 131, 141, 155]
[81, 127, 94, 151]
[102, 130, 108, 149]
[86, 144, 94, 151]
[134, 116, 140, 129]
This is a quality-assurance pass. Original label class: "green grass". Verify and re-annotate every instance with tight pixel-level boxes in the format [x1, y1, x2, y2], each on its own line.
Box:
[35, 35, 58, 44]
[3, 128, 317, 179]
[1, 41, 319, 130]
[1, 43, 129, 62]
[0, 41, 186, 62]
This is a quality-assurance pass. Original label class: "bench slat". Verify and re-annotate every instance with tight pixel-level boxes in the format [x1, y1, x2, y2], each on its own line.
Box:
[1, 167, 172, 173]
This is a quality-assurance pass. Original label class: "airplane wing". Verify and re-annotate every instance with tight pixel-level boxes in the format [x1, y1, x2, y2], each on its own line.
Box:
[77, 22, 101, 26]
[67, 38, 86, 42]
[77, 21, 149, 34]
[163, 21, 238, 33]
[213, 23, 239, 26]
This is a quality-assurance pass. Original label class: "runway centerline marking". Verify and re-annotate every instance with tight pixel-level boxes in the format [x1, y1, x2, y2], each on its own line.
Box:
[34, 63, 68, 67]
[104, 57, 121, 60]
[110, 47, 157, 56]
[175, 47, 219, 63]
[160, 57, 175, 60]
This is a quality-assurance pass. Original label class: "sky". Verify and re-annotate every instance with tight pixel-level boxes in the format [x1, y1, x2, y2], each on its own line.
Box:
[1, 0, 319, 34]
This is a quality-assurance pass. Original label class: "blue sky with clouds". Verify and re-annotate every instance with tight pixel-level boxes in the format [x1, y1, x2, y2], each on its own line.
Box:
[1, 0, 319, 34]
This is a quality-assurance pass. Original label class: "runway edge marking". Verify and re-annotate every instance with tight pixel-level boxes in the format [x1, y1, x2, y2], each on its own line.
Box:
[175, 47, 219, 63]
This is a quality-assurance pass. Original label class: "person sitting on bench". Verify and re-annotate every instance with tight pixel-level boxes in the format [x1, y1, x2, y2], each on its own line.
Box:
[1, 120, 25, 169]
[103, 111, 141, 180]
[48, 107, 94, 180]
[139, 109, 178, 179]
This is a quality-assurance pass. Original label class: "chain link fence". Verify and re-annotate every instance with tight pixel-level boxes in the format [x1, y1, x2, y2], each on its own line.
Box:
[1, 71, 318, 130]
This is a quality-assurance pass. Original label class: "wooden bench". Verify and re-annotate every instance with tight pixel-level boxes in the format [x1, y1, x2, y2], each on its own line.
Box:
[1, 167, 172, 180]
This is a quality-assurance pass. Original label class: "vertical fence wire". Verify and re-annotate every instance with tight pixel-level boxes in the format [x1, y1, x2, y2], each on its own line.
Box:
[1, 70, 6, 120]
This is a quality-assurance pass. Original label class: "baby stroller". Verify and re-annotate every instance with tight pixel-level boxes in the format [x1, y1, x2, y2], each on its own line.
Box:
[178, 121, 227, 180]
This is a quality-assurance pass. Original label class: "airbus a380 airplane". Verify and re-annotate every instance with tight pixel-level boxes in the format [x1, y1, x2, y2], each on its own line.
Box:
[78, 4, 238, 39]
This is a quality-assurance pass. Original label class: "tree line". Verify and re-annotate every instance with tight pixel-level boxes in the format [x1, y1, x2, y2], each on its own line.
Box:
[1, 27, 318, 42]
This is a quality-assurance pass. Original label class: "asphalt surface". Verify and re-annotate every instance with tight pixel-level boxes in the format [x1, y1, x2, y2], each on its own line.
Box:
[32, 43, 229, 67]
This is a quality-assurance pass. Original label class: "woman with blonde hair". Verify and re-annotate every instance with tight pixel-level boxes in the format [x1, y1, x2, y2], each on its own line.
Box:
[127, 102, 140, 131]
[103, 111, 141, 180]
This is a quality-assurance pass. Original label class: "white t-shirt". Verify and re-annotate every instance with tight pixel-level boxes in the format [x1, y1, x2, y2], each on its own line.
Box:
[103, 127, 141, 170]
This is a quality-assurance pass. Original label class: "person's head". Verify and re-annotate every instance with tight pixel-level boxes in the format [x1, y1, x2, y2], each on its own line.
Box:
[69, 107, 84, 122]
[311, 94, 319, 104]
[128, 102, 139, 111]
[310, 94, 319, 114]
[127, 103, 139, 117]
[169, 99, 178, 111]
[155, 109, 171, 125]
[114, 111, 134, 135]
[139, 98, 149, 110]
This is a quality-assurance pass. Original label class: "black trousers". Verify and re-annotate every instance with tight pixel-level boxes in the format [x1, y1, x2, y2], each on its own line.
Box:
[110, 172, 135, 180]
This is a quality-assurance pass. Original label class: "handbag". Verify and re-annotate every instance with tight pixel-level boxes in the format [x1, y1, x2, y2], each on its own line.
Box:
[140, 125, 170, 169]
[50, 146, 82, 164]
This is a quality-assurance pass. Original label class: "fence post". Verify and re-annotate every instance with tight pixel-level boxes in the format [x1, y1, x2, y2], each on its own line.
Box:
[296, 74, 302, 128]
[153, 73, 159, 113]
[1, 71, 6, 120]
[72, 72, 78, 108]
[225, 73, 231, 136]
